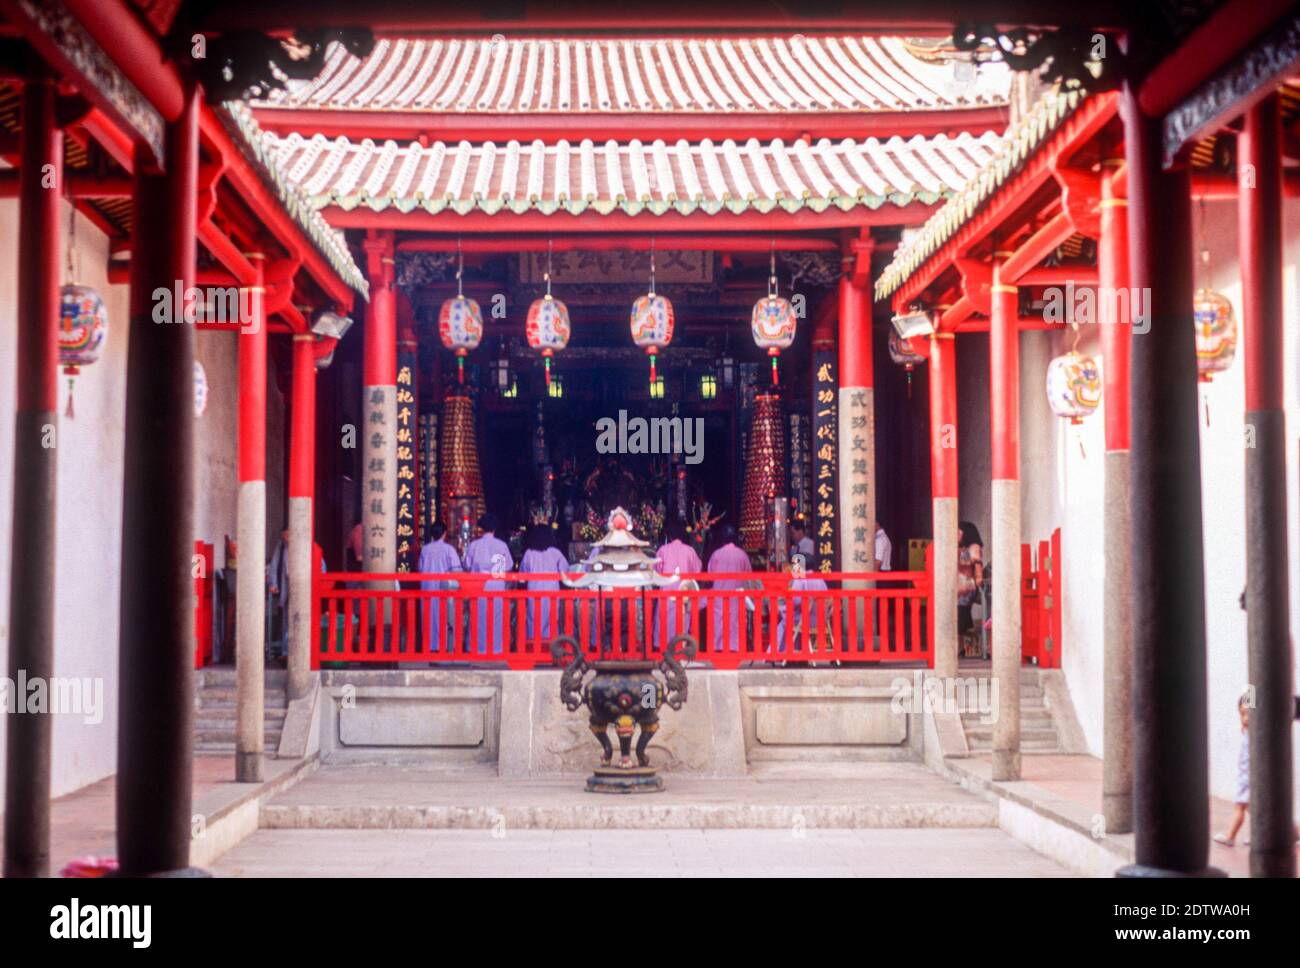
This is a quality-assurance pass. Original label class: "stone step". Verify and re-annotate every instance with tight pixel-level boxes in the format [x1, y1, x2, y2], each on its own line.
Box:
[197, 668, 288, 688]
[966, 738, 1061, 753]
[260, 798, 999, 830]
[194, 711, 287, 730]
[197, 690, 288, 710]
[195, 727, 283, 747]
[963, 725, 1058, 745]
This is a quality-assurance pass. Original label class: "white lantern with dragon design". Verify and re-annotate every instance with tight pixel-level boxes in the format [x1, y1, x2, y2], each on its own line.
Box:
[630, 244, 674, 388]
[58, 283, 108, 418]
[751, 249, 796, 386]
[526, 242, 571, 386]
[1045, 349, 1102, 424]
[438, 247, 483, 384]
[1193, 287, 1236, 382]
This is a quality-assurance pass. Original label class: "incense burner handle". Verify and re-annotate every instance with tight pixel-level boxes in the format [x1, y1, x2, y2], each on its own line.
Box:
[550, 635, 589, 711]
[659, 634, 697, 710]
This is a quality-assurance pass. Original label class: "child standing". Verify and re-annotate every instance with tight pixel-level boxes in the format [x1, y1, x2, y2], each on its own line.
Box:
[1214, 695, 1251, 847]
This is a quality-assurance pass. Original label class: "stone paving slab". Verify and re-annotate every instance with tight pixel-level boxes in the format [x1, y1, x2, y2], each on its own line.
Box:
[260, 761, 997, 830]
[212, 827, 1073, 877]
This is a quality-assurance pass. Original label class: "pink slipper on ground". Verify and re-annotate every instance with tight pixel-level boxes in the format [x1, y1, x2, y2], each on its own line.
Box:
[1212, 834, 1235, 847]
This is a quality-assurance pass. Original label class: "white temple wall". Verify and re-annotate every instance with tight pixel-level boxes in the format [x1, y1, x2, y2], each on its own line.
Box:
[0, 195, 242, 803]
[1195, 198, 1300, 808]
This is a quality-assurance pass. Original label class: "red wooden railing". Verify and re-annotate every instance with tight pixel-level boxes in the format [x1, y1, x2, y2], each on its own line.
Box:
[1021, 527, 1062, 668]
[194, 540, 214, 668]
[312, 569, 933, 670]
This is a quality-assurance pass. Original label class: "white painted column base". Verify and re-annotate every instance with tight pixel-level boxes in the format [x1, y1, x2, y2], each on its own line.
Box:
[1103, 450, 1133, 831]
[236, 480, 266, 781]
[932, 496, 959, 679]
[287, 495, 313, 703]
[991, 478, 1021, 781]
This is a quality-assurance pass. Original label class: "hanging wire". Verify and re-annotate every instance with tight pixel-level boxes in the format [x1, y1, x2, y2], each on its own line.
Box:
[545, 237, 553, 298]
[455, 236, 464, 297]
[650, 233, 660, 294]
[768, 239, 778, 298]
[66, 203, 77, 282]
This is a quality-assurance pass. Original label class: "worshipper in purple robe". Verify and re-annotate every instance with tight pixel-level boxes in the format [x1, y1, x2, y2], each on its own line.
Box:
[418, 523, 461, 653]
[706, 525, 751, 653]
[653, 520, 702, 647]
[462, 513, 513, 655]
[519, 524, 570, 643]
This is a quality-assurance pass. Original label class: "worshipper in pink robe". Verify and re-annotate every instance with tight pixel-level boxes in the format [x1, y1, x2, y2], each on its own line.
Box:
[653, 520, 703, 646]
[418, 523, 461, 653]
[519, 524, 570, 643]
[706, 525, 751, 653]
[462, 514, 513, 655]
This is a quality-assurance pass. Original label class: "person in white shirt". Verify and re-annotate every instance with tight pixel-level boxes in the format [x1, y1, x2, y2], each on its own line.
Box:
[790, 520, 815, 563]
[874, 522, 892, 572]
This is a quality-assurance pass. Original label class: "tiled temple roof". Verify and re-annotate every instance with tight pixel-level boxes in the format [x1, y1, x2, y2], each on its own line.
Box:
[874, 87, 1089, 301]
[253, 36, 1009, 115]
[220, 102, 369, 296]
[257, 129, 1003, 217]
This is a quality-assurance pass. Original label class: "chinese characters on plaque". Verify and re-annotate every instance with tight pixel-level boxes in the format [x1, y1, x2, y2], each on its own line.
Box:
[841, 387, 874, 570]
[364, 386, 392, 568]
[395, 354, 419, 572]
[812, 351, 838, 573]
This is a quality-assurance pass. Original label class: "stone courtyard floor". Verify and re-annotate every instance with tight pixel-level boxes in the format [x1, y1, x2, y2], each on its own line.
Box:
[211, 827, 1073, 877]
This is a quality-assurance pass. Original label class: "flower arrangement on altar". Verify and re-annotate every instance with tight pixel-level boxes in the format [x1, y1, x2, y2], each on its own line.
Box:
[688, 499, 725, 554]
[636, 501, 665, 545]
[578, 507, 606, 542]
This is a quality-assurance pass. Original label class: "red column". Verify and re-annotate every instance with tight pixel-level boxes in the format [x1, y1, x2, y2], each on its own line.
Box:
[234, 253, 267, 782]
[1099, 154, 1134, 834]
[116, 85, 201, 875]
[837, 270, 876, 576]
[3, 76, 61, 879]
[989, 263, 1021, 781]
[1118, 80, 1215, 878]
[362, 231, 397, 575]
[286, 333, 318, 700]
[1238, 93, 1294, 879]
[928, 332, 958, 678]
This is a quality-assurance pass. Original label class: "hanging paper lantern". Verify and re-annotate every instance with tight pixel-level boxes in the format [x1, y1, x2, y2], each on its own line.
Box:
[526, 297, 570, 387]
[739, 394, 786, 551]
[58, 283, 108, 419]
[438, 295, 483, 384]
[193, 360, 209, 418]
[631, 246, 673, 388]
[631, 292, 674, 387]
[1045, 350, 1102, 424]
[751, 251, 796, 386]
[1193, 287, 1236, 383]
[888, 330, 926, 396]
[439, 248, 483, 384]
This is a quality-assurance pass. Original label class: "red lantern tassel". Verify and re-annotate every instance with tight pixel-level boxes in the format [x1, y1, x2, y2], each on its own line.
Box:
[770, 355, 779, 386]
[457, 355, 465, 384]
[649, 351, 657, 387]
[65, 376, 75, 419]
[545, 356, 552, 387]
